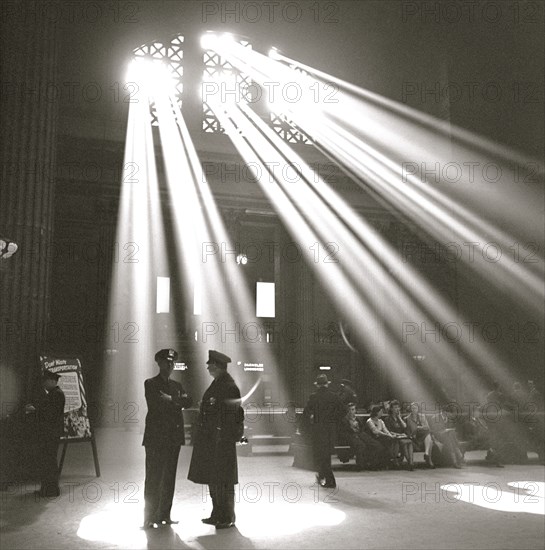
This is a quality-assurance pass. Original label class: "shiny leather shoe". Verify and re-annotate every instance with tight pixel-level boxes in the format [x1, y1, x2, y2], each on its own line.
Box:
[201, 517, 217, 525]
[215, 522, 235, 529]
[160, 518, 179, 525]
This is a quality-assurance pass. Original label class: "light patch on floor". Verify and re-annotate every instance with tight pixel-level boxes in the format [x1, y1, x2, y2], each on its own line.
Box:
[440, 481, 545, 515]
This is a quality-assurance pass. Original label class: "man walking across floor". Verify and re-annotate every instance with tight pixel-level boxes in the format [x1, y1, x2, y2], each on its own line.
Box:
[188, 350, 244, 529]
[142, 348, 192, 529]
[304, 374, 346, 488]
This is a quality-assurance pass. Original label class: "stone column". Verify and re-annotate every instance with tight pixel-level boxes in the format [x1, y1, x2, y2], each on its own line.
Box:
[290, 254, 314, 406]
[0, 2, 59, 413]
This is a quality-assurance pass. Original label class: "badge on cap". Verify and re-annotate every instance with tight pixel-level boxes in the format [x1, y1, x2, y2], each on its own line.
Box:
[155, 348, 179, 362]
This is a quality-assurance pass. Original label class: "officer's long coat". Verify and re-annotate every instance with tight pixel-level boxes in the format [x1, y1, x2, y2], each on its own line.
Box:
[142, 375, 192, 447]
[188, 371, 242, 485]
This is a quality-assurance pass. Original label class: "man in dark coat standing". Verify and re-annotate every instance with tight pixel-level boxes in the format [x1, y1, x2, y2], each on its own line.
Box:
[188, 350, 243, 530]
[142, 348, 192, 529]
[25, 370, 66, 497]
[304, 374, 346, 488]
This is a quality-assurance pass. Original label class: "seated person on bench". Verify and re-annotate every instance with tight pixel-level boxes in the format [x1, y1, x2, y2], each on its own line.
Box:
[366, 405, 400, 469]
[384, 400, 414, 471]
[405, 402, 435, 468]
[339, 403, 387, 470]
[457, 413, 503, 467]
[429, 403, 464, 468]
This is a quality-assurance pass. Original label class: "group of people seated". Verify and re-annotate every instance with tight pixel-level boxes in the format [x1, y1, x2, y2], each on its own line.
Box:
[298, 377, 543, 474]
[339, 400, 466, 471]
[466, 379, 544, 465]
[334, 377, 544, 471]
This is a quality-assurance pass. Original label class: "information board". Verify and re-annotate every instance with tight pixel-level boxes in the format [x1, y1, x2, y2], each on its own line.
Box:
[39, 355, 92, 440]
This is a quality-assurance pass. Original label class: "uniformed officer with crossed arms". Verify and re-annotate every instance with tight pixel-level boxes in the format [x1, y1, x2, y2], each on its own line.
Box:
[142, 348, 192, 529]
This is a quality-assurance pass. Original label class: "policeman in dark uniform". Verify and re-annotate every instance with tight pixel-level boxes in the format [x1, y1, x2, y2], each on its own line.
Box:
[188, 350, 243, 530]
[142, 348, 192, 529]
[304, 374, 346, 488]
[25, 370, 66, 497]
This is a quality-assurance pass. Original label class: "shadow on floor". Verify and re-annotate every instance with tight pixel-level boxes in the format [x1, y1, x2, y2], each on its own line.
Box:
[0, 485, 49, 533]
[143, 526, 193, 550]
[196, 526, 256, 550]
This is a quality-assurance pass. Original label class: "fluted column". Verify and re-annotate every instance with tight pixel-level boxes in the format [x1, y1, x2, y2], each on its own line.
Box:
[0, 2, 59, 413]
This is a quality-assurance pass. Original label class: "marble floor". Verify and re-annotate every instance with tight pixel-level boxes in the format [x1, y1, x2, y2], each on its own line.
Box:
[1, 428, 544, 550]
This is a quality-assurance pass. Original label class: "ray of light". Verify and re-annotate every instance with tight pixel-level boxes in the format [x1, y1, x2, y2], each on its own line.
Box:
[209, 94, 433, 401]
[236, 100, 519, 399]
[102, 88, 174, 420]
[213, 40, 544, 303]
[201, 38, 543, 401]
[151, 78, 289, 408]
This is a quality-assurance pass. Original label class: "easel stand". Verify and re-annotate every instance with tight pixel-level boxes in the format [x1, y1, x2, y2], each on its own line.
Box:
[58, 434, 101, 477]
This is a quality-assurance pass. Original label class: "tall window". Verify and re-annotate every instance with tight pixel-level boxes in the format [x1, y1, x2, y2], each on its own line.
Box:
[132, 33, 311, 145]
[269, 65, 311, 144]
[202, 39, 253, 133]
[133, 34, 184, 126]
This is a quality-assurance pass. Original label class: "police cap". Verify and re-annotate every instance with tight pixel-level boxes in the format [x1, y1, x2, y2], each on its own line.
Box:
[206, 350, 231, 367]
[155, 348, 178, 363]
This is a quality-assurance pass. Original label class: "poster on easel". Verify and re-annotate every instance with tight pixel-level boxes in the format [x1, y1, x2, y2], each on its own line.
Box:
[39, 355, 92, 440]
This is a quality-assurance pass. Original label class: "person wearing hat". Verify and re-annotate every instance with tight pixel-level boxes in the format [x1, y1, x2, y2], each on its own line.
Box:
[337, 378, 358, 406]
[142, 348, 192, 529]
[303, 374, 346, 488]
[188, 350, 243, 529]
[25, 370, 66, 497]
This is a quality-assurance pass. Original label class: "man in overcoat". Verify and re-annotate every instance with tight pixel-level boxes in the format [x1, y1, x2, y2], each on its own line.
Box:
[25, 370, 66, 497]
[188, 350, 243, 529]
[303, 374, 346, 488]
[142, 348, 192, 528]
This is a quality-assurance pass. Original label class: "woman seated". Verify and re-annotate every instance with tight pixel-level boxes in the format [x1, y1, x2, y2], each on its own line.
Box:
[384, 400, 415, 471]
[405, 402, 435, 468]
[339, 403, 387, 470]
[366, 405, 400, 468]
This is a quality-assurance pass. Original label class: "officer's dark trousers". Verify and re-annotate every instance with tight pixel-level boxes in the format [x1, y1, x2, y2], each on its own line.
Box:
[208, 484, 236, 523]
[144, 446, 181, 522]
[39, 436, 60, 496]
